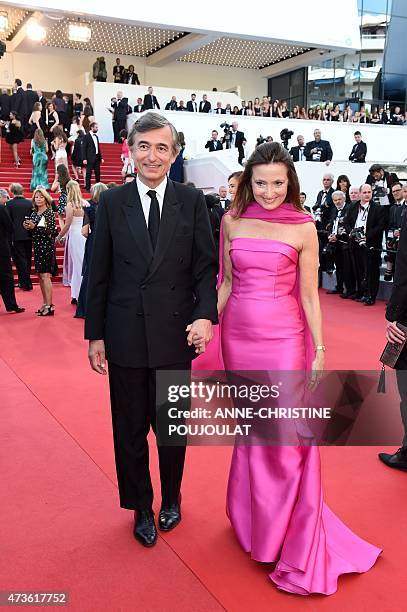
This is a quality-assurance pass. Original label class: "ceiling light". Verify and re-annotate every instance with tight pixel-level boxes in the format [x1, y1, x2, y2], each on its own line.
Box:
[27, 20, 46, 41]
[0, 12, 8, 32]
[68, 23, 91, 43]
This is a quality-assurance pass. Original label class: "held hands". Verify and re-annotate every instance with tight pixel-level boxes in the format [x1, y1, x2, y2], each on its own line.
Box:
[88, 339, 107, 375]
[386, 321, 406, 344]
[186, 319, 213, 354]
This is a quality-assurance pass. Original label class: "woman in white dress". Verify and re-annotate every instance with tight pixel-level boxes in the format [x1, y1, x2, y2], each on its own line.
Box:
[56, 180, 86, 305]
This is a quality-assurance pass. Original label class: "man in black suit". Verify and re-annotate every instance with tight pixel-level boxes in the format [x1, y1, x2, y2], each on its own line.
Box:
[25, 84, 38, 116]
[113, 58, 125, 83]
[289, 135, 306, 162]
[85, 112, 218, 547]
[0, 189, 24, 313]
[349, 131, 367, 163]
[143, 87, 160, 110]
[304, 129, 333, 164]
[326, 190, 352, 295]
[0, 88, 10, 136]
[218, 185, 231, 210]
[379, 212, 407, 470]
[186, 94, 198, 113]
[313, 174, 335, 282]
[205, 130, 223, 152]
[11, 79, 27, 123]
[134, 98, 145, 113]
[225, 121, 246, 165]
[199, 94, 211, 113]
[6, 183, 33, 291]
[346, 183, 385, 305]
[213, 101, 225, 115]
[165, 96, 178, 111]
[111, 93, 131, 142]
[36, 90, 47, 123]
[83, 122, 104, 191]
[177, 100, 187, 111]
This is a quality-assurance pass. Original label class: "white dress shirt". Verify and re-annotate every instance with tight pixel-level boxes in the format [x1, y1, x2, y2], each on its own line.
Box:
[91, 132, 99, 154]
[356, 203, 370, 231]
[136, 175, 167, 225]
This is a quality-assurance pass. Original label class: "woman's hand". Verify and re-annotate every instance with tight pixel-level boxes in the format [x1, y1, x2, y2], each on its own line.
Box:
[23, 220, 35, 230]
[308, 351, 325, 391]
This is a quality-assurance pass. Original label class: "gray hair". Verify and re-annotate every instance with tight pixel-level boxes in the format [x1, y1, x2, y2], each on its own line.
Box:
[91, 182, 108, 203]
[9, 183, 24, 196]
[332, 190, 345, 201]
[323, 173, 334, 181]
[128, 112, 180, 154]
[0, 188, 9, 199]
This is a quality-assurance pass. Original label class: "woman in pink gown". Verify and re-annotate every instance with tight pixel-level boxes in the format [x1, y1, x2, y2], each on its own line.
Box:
[215, 142, 381, 595]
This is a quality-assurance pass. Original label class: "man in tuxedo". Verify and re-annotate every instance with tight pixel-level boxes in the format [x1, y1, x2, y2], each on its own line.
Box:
[6, 183, 33, 291]
[165, 96, 178, 111]
[0, 189, 24, 314]
[213, 101, 225, 115]
[313, 174, 335, 282]
[304, 129, 333, 164]
[0, 89, 10, 135]
[326, 190, 352, 295]
[199, 94, 211, 113]
[186, 94, 198, 113]
[379, 211, 407, 470]
[134, 98, 145, 113]
[177, 100, 187, 111]
[85, 112, 218, 547]
[11, 79, 27, 124]
[289, 135, 306, 162]
[83, 122, 104, 191]
[340, 186, 360, 299]
[113, 58, 125, 83]
[218, 185, 231, 210]
[143, 87, 160, 111]
[112, 93, 131, 142]
[225, 121, 246, 165]
[205, 130, 223, 152]
[383, 182, 406, 281]
[349, 131, 367, 163]
[346, 183, 385, 305]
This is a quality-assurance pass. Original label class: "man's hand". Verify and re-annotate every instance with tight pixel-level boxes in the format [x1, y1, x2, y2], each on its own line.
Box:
[186, 319, 213, 354]
[83, 159, 87, 165]
[386, 321, 406, 344]
[88, 339, 107, 374]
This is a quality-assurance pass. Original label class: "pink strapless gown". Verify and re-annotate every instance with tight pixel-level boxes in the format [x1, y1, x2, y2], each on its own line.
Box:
[222, 237, 381, 596]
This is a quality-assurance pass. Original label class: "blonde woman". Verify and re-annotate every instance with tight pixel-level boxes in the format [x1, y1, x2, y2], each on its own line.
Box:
[23, 188, 57, 316]
[56, 180, 86, 304]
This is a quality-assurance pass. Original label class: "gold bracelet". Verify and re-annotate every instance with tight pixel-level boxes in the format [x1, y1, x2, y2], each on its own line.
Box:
[315, 345, 326, 352]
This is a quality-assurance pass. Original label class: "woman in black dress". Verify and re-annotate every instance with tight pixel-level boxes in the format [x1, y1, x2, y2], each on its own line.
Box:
[1, 111, 24, 167]
[23, 188, 57, 316]
[46, 102, 60, 150]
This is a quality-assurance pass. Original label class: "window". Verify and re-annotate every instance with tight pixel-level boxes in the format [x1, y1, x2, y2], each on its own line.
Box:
[361, 60, 377, 68]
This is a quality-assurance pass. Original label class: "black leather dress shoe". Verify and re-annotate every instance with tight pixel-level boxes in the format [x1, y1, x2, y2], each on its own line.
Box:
[133, 510, 157, 547]
[6, 306, 25, 313]
[340, 293, 355, 299]
[364, 298, 375, 306]
[158, 503, 181, 532]
[378, 447, 407, 471]
[326, 289, 342, 295]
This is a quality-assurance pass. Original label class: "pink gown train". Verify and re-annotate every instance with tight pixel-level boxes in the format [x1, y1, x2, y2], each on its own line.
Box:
[205, 235, 381, 595]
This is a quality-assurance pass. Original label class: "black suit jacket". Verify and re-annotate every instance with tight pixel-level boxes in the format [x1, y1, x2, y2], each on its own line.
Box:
[387, 214, 407, 323]
[124, 72, 140, 85]
[205, 139, 223, 152]
[85, 180, 218, 368]
[349, 141, 367, 163]
[25, 90, 39, 115]
[304, 139, 333, 162]
[0, 204, 13, 257]
[134, 104, 145, 113]
[186, 100, 198, 112]
[6, 196, 33, 241]
[289, 145, 306, 162]
[199, 100, 211, 113]
[83, 133, 102, 164]
[346, 200, 385, 249]
[0, 92, 11, 120]
[165, 101, 178, 111]
[11, 88, 27, 119]
[143, 94, 160, 110]
[213, 108, 225, 114]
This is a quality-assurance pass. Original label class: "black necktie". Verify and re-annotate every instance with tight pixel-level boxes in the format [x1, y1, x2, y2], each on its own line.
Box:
[147, 190, 160, 250]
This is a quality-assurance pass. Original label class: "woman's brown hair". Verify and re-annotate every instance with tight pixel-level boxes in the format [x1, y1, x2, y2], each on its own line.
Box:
[33, 128, 45, 146]
[232, 142, 302, 218]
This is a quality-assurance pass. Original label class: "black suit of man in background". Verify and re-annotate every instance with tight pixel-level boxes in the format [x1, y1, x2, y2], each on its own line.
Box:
[7, 192, 33, 290]
[0, 198, 24, 312]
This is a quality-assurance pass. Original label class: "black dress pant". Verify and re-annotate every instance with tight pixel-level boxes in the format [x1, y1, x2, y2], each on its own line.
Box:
[85, 158, 101, 191]
[333, 244, 345, 292]
[11, 240, 32, 289]
[395, 349, 407, 447]
[0, 255, 18, 310]
[342, 245, 356, 295]
[108, 361, 190, 511]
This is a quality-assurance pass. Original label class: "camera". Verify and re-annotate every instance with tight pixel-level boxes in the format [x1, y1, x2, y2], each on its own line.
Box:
[220, 121, 231, 132]
[280, 128, 294, 150]
[350, 227, 366, 245]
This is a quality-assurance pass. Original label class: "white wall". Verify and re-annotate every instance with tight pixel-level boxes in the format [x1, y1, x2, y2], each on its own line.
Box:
[0, 46, 266, 101]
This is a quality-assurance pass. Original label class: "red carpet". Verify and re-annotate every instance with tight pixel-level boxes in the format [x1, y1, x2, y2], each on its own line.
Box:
[1, 287, 406, 610]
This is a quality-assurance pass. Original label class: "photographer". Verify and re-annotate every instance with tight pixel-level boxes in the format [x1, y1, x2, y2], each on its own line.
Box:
[366, 164, 399, 232]
[222, 121, 246, 165]
[347, 184, 385, 305]
[289, 135, 305, 161]
[205, 130, 223, 152]
[280, 128, 293, 151]
[313, 174, 335, 283]
[304, 129, 333, 165]
[384, 182, 406, 281]
[325, 191, 351, 296]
